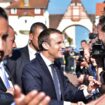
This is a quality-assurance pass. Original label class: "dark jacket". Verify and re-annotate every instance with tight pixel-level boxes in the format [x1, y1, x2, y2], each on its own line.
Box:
[7, 46, 30, 88]
[22, 53, 86, 105]
[0, 64, 14, 105]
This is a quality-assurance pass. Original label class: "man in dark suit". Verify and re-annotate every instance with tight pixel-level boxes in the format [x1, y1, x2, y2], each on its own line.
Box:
[4, 25, 16, 58]
[22, 28, 101, 105]
[0, 6, 15, 105]
[7, 22, 47, 88]
[0, 7, 50, 105]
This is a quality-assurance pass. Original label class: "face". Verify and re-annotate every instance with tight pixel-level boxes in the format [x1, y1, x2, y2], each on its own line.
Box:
[29, 27, 44, 51]
[81, 42, 88, 49]
[5, 26, 16, 57]
[84, 49, 90, 61]
[46, 33, 64, 61]
[97, 24, 105, 44]
[0, 17, 8, 61]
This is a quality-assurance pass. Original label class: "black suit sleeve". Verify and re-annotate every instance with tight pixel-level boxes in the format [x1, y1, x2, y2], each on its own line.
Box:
[49, 100, 63, 105]
[63, 75, 86, 102]
[22, 64, 43, 94]
[0, 92, 14, 105]
[22, 56, 87, 104]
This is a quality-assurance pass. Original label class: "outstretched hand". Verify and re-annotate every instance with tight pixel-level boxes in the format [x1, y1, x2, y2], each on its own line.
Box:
[14, 85, 51, 105]
[87, 78, 101, 93]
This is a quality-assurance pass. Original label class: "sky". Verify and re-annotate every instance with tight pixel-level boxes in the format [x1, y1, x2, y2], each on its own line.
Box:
[48, 0, 104, 14]
[47, 0, 104, 50]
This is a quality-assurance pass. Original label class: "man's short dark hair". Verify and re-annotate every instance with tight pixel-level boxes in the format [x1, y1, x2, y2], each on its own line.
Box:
[81, 40, 87, 44]
[99, 15, 105, 26]
[38, 28, 62, 51]
[98, 15, 105, 32]
[29, 22, 47, 34]
[0, 7, 8, 20]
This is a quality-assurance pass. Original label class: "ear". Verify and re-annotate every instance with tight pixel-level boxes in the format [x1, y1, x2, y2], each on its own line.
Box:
[29, 33, 33, 41]
[42, 42, 49, 50]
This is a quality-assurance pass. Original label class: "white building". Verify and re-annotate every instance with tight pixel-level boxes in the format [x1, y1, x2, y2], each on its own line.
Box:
[0, 0, 49, 48]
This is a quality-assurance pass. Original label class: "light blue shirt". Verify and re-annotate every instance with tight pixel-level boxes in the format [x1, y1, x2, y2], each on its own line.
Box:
[0, 61, 13, 89]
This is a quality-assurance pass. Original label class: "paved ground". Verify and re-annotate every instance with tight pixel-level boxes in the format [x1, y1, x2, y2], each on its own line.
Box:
[64, 72, 79, 87]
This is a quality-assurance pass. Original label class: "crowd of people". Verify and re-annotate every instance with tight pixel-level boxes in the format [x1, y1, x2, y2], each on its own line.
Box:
[73, 14, 105, 103]
[1, 6, 105, 105]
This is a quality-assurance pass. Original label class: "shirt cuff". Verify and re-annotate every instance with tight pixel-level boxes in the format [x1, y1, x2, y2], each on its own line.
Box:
[83, 88, 92, 98]
[64, 101, 71, 105]
[11, 102, 16, 105]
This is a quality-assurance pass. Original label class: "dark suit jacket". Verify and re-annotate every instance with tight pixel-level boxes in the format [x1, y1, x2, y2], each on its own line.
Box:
[0, 64, 14, 105]
[0, 91, 14, 105]
[7, 46, 30, 88]
[22, 53, 86, 105]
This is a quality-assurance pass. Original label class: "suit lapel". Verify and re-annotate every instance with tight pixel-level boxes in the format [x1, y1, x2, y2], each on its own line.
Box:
[0, 77, 7, 91]
[36, 53, 63, 98]
[5, 63, 14, 84]
[36, 54, 57, 95]
[21, 46, 30, 62]
[36, 53, 53, 81]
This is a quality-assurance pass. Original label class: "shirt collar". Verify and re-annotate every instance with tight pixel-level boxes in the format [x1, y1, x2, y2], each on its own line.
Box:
[28, 44, 37, 60]
[28, 44, 37, 55]
[40, 53, 53, 66]
[0, 61, 4, 67]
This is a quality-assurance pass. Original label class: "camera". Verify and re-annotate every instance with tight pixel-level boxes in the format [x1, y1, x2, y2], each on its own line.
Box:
[89, 33, 98, 39]
[89, 33, 105, 57]
[91, 39, 105, 57]
[80, 49, 84, 56]
[77, 48, 84, 62]
[62, 46, 74, 55]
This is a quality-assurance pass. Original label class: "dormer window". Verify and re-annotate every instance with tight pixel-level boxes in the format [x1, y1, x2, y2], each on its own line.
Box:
[11, 8, 17, 14]
[24, 0, 29, 7]
[34, 9, 41, 14]
[71, 5, 81, 21]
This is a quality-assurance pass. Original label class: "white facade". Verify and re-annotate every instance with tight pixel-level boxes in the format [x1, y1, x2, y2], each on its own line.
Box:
[0, 2, 10, 8]
[64, 26, 76, 48]
[57, 2, 93, 48]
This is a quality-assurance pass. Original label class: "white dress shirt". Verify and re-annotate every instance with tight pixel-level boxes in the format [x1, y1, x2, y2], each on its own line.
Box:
[28, 45, 37, 61]
[40, 53, 53, 76]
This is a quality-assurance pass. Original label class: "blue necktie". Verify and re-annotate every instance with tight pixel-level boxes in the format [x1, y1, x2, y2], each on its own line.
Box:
[0, 64, 11, 89]
[50, 64, 61, 100]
